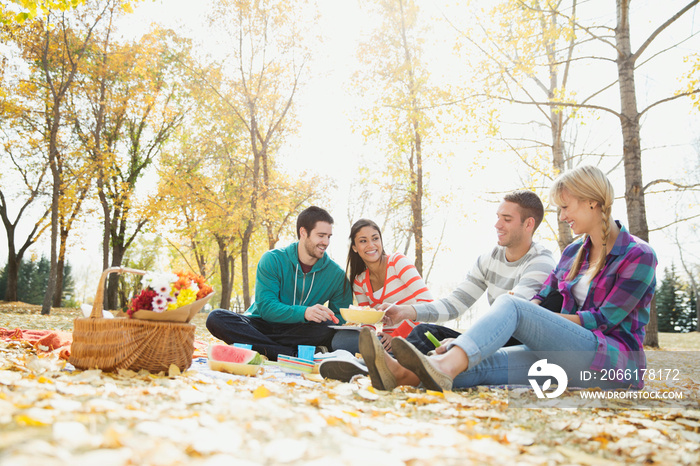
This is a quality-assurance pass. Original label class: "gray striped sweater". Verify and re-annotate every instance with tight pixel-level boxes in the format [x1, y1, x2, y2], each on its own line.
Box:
[414, 242, 556, 323]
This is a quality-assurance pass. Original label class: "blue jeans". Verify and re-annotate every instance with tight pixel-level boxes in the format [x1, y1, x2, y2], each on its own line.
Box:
[331, 329, 360, 355]
[331, 329, 394, 356]
[205, 309, 336, 360]
[449, 294, 602, 389]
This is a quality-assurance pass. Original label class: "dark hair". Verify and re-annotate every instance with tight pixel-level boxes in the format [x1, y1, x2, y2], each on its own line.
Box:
[296, 206, 334, 239]
[345, 219, 385, 292]
[503, 190, 545, 232]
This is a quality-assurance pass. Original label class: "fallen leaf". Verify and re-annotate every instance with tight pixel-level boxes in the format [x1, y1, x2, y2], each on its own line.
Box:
[253, 385, 271, 399]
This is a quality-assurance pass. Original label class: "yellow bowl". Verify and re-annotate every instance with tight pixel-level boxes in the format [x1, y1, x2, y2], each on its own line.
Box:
[340, 307, 386, 324]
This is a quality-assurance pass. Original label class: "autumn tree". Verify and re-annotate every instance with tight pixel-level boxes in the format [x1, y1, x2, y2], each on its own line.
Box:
[196, 0, 314, 308]
[10, 1, 118, 314]
[69, 24, 188, 309]
[157, 104, 248, 310]
[448, 0, 584, 249]
[354, 0, 460, 275]
[159, 78, 327, 310]
[0, 24, 52, 300]
[454, 0, 700, 346]
[0, 0, 87, 23]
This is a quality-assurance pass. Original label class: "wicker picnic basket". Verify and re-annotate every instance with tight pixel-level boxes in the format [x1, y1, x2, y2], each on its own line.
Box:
[69, 267, 196, 373]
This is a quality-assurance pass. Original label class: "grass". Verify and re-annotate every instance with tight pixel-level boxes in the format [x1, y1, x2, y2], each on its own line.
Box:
[658, 330, 700, 350]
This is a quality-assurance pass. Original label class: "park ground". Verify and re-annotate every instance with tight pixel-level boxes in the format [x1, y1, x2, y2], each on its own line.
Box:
[1, 302, 699, 465]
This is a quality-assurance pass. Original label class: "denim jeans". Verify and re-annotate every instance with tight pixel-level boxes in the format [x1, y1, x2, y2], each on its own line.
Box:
[205, 309, 336, 360]
[449, 294, 601, 389]
[406, 323, 462, 354]
[333, 322, 519, 357]
[331, 329, 360, 355]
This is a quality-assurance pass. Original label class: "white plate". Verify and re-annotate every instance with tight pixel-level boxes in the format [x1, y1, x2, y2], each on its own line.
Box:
[329, 324, 379, 331]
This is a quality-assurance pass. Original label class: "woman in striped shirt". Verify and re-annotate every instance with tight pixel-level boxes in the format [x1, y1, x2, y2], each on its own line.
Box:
[359, 166, 657, 392]
[346, 218, 433, 350]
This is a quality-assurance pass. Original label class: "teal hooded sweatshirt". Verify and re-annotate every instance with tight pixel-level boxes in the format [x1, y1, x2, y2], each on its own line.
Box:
[244, 242, 352, 324]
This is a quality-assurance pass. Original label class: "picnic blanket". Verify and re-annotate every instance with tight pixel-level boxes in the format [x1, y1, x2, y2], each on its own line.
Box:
[0, 327, 73, 359]
[1, 327, 209, 361]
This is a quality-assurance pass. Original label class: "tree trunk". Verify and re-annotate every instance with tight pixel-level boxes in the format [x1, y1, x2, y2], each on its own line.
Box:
[192, 238, 207, 278]
[217, 236, 232, 310]
[615, 0, 656, 347]
[1, 204, 46, 302]
[228, 255, 236, 311]
[549, 88, 574, 251]
[267, 233, 278, 251]
[541, 1, 575, 252]
[240, 223, 253, 310]
[104, 238, 125, 310]
[42, 112, 62, 316]
[240, 112, 261, 310]
[4, 230, 18, 302]
[54, 257, 64, 308]
[53, 227, 69, 307]
[398, 0, 424, 275]
[411, 123, 424, 275]
[5, 256, 19, 302]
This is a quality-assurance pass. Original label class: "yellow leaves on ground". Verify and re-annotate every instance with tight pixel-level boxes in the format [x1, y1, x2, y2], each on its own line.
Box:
[2, 306, 700, 465]
[252, 384, 271, 399]
[13, 414, 49, 427]
[168, 364, 181, 377]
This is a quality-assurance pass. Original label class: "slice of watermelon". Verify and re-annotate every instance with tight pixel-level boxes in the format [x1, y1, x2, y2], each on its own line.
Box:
[208, 344, 262, 365]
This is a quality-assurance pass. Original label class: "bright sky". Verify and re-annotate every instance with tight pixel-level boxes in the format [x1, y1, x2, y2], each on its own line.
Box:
[3, 0, 699, 320]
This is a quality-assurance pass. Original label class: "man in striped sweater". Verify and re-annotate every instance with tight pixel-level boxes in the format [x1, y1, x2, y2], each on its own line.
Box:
[385, 190, 557, 354]
[320, 190, 557, 382]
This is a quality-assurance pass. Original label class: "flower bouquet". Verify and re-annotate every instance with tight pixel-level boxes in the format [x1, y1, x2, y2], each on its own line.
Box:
[127, 271, 215, 323]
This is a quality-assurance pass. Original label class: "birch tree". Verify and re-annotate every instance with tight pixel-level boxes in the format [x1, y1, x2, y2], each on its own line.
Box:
[355, 0, 459, 274]
[18, 1, 113, 314]
[450, 0, 583, 249]
[201, 0, 314, 308]
[456, 0, 700, 346]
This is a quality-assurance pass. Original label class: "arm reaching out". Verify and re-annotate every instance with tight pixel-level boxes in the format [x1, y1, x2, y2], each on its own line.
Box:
[380, 303, 417, 327]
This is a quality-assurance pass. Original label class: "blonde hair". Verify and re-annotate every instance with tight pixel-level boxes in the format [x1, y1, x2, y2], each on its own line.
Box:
[550, 166, 614, 281]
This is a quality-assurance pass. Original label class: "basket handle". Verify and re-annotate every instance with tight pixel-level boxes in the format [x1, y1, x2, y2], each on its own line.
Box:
[90, 266, 147, 318]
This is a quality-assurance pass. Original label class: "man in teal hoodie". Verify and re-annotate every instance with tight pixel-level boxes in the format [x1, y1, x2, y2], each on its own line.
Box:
[206, 206, 352, 360]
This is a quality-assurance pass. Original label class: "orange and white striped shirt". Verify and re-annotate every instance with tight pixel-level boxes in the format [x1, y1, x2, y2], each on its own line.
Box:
[352, 253, 433, 333]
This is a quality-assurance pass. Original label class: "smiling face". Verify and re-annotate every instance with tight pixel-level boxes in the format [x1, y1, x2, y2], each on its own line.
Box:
[494, 201, 533, 249]
[351, 225, 384, 265]
[299, 221, 333, 263]
[557, 189, 597, 236]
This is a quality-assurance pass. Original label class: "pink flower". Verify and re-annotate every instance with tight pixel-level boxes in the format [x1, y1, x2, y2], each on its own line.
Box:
[152, 295, 167, 313]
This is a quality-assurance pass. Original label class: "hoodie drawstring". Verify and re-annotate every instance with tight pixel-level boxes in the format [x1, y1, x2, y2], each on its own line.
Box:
[293, 263, 316, 306]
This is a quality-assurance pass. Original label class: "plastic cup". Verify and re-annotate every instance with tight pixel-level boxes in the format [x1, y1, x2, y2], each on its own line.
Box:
[297, 345, 315, 362]
[233, 343, 253, 350]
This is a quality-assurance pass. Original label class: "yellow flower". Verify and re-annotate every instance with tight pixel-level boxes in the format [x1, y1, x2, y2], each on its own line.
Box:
[168, 288, 197, 311]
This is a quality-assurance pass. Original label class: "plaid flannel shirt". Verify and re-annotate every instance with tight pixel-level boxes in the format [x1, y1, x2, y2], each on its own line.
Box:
[534, 223, 657, 387]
